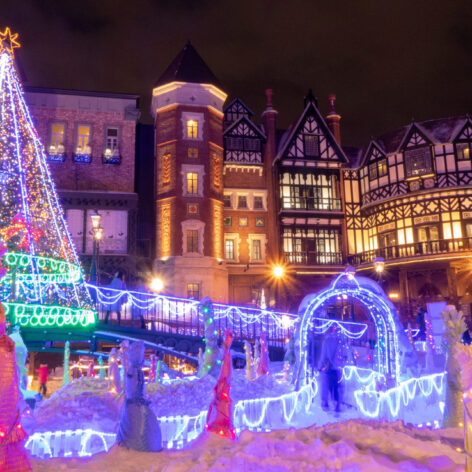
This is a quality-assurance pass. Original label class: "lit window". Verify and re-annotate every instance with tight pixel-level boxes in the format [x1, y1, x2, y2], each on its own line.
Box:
[239, 217, 248, 227]
[253, 196, 264, 209]
[225, 239, 235, 260]
[378, 159, 387, 177]
[187, 120, 198, 139]
[188, 147, 198, 159]
[224, 195, 232, 208]
[252, 239, 262, 261]
[369, 163, 378, 180]
[187, 283, 200, 299]
[104, 127, 119, 160]
[186, 173, 198, 195]
[238, 196, 248, 209]
[457, 143, 471, 161]
[186, 230, 198, 253]
[76, 124, 91, 155]
[49, 122, 65, 157]
[303, 134, 320, 157]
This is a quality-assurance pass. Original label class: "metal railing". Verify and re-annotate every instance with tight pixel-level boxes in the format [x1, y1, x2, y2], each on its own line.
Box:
[349, 237, 472, 265]
[88, 285, 297, 348]
[280, 196, 342, 211]
[284, 251, 343, 265]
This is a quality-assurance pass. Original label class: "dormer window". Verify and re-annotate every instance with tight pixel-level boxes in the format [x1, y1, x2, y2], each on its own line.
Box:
[369, 159, 387, 180]
[457, 142, 471, 161]
[187, 120, 198, 139]
[404, 147, 433, 178]
[303, 134, 320, 157]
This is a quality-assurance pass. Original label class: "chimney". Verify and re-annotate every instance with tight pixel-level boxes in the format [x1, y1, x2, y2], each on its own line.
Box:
[261, 89, 279, 259]
[326, 94, 341, 145]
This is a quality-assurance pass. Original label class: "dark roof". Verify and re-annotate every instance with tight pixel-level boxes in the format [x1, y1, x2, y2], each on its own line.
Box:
[342, 146, 363, 167]
[155, 41, 222, 89]
[24, 86, 138, 100]
[375, 115, 469, 154]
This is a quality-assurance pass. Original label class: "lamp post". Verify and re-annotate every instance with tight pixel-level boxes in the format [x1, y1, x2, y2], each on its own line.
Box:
[271, 265, 285, 310]
[150, 277, 164, 293]
[90, 212, 103, 285]
[373, 257, 385, 287]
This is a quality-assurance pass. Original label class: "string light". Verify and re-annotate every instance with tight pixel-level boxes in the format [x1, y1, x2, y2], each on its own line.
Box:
[0, 43, 94, 326]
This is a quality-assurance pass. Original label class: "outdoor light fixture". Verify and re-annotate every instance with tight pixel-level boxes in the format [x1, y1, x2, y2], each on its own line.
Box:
[273, 265, 284, 278]
[150, 277, 164, 293]
[373, 257, 385, 274]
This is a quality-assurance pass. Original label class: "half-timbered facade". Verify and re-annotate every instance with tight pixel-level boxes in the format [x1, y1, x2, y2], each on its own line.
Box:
[347, 117, 472, 317]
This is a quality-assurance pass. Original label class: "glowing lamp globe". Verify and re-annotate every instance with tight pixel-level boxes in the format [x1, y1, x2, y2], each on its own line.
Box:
[273, 266, 284, 278]
[150, 277, 164, 292]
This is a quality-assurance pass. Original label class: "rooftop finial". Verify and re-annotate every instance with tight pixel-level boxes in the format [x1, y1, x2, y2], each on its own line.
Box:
[265, 89, 273, 107]
[328, 94, 337, 115]
[304, 89, 317, 107]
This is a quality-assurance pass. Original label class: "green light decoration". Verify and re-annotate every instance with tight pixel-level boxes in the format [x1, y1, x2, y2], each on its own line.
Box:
[0, 31, 95, 329]
[4, 302, 96, 328]
[2, 252, 81, 284]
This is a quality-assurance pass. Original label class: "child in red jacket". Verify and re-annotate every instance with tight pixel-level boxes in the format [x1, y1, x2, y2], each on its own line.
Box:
[36, 364, 49, 396]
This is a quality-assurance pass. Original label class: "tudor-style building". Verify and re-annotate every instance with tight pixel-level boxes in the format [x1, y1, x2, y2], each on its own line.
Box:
[348, 117, 472, 317]
[25, 42, 472, 316]
[149, 43, 472, 315]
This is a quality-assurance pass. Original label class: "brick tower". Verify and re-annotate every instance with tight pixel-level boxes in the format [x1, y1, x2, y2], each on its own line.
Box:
[152, 42, 228, 301]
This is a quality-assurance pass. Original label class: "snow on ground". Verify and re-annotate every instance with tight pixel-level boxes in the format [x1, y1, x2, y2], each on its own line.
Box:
[30, 420, 465, 472]
[31, 368, 293, 432]
[33, 377, 121, 433]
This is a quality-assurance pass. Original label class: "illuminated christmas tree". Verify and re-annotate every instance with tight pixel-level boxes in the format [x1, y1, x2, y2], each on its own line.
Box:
[0, 28, 94, 329]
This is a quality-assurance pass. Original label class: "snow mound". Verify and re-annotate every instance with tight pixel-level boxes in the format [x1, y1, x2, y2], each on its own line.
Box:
[30, 420, 465, 471]
[34, 377, 122, 433]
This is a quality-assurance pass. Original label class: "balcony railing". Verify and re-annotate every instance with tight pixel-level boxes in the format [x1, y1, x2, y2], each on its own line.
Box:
[102, 154, 121, 165]
[47, 153, 66, 162]
[280, 197, 342, 211]
[73, 153, 92, 164]
[349, 238, 472, 265]
[284, 251, 343, 265]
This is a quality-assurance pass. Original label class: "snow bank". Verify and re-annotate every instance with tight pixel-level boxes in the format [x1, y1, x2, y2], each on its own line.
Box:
[30, 420, 465, 472]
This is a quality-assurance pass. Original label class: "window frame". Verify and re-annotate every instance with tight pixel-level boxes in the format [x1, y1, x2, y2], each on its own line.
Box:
[237, 195, 248, 209]
[186, 120, 198, 139]
[187, 283, 200, 300]
[456, 142, 471, 161]
[224, 238, 235, 260]
[404, 146, 434, 178]
[303, 133, 321, 158]
[186, 172, 199, 195]
[74, 122, 92, 163]
[186, 229, 199, 253]
[47, 120, 67, 162]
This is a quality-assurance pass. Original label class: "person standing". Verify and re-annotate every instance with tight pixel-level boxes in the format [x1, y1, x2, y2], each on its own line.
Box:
[36, 363, 49, 397]
[132, 278, 147, 329]
[318, 325, 341, 413]
[104, 271, 126, 325]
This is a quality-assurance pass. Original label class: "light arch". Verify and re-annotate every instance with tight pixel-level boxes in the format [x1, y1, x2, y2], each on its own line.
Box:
[293, 273, 400, 387]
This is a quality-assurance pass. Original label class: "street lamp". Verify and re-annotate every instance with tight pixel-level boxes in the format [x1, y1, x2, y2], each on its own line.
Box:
[273, 265, 285, 279]
[373, 257, 385, 288]
[90, 211, 103, 285]
[150, 277, 164, 293]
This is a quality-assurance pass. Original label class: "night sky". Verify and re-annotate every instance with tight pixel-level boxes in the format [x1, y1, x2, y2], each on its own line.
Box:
[1, 0, 471, 146]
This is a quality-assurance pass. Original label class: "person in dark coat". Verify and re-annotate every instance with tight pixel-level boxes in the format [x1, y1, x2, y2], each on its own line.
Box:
[104, 271, 126, 325]
[318, 326, 341, 412]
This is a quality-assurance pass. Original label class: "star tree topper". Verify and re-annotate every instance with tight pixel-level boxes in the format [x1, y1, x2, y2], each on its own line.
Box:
[0, 27, 20, 56]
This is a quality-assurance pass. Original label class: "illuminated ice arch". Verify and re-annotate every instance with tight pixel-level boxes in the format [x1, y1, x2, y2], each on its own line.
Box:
[293, 271, 401, 387]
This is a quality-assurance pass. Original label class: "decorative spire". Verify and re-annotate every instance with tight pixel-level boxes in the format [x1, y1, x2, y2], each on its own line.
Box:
[327, 94, 338, 116]
[0, 28, 20, 56]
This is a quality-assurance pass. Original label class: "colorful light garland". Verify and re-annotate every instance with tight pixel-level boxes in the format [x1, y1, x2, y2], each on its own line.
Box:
[0, 43, 94, 327]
